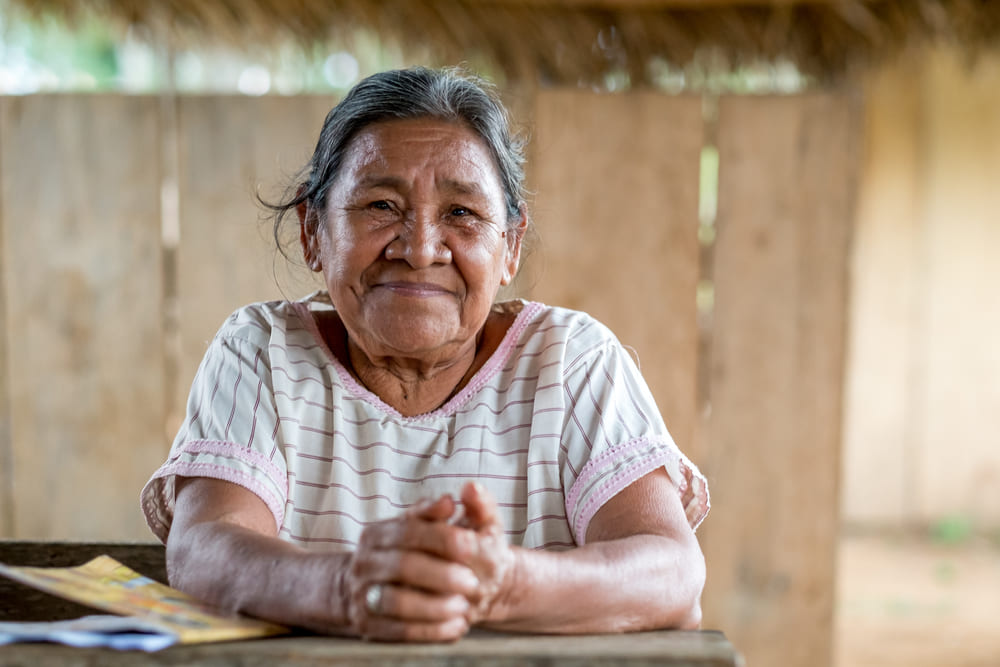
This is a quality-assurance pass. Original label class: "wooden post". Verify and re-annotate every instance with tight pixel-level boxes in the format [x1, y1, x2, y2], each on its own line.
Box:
[174, 96, 330, 418]
[0, 99, 12, 536]
[840, 57, 922, 525]
[0, 96, 167, 539]
[914, 50, 1000, 522]
[699, 92, 858, 667]
[529, 89, 703, 448]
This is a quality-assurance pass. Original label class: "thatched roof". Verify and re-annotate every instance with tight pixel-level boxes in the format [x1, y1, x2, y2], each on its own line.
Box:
[10, 1, 1000, 83]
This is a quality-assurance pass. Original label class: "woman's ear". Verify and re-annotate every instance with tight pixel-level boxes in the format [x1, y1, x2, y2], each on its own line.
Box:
[500, 204, 529, 286]
[297, 189, 322, 272]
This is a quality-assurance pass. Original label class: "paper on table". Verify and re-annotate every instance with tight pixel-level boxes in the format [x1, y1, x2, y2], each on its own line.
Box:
[0, 615, 177, 651]
[0, 555, 288, 648]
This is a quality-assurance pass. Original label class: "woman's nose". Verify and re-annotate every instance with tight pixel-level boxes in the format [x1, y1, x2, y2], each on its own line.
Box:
[385, 211, 452, 267]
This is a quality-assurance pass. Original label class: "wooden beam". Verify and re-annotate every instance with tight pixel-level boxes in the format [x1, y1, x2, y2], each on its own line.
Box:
[840, 58, 921, 524]
[529, 89, 703, 451]
[0, 95, 167, 539]
[476, 0, 881, 8]
[0, 99, 12, 537]
[699, 92, 858, 667]
[174, 95, 328, 419]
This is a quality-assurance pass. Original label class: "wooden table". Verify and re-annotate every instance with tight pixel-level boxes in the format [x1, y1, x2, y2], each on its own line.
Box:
[0, 542, 743, 666]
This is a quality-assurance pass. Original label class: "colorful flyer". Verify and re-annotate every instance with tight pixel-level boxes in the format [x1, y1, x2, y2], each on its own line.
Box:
[0, 555, 287, 648]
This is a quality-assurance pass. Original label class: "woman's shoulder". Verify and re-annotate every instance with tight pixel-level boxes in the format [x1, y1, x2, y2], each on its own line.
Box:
[213, 292, 325, 346]
[515, 301, 619, 346]
[501, 300, 623, 374]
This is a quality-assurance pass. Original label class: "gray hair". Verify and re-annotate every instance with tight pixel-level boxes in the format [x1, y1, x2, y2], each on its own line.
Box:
[267, 66, 528, 248]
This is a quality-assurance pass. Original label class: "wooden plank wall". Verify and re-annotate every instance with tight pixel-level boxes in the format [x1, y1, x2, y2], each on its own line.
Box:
[840, 58, 921, 524]
[0, 89, 859, 667]
[841, 49, 1000, 526]
[531, 90, 855, 667]
[0, 101, 11, 535]
[700, 93, 856, 667]
[0, 96, 166, 539]
[529, 91, 703, 449]
[174, 96, 329, 424]
[0, 95, 332, 539]
[917, 52, 1000, 521]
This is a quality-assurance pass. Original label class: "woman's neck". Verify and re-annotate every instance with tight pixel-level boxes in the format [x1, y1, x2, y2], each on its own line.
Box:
[318, 306, 518, 416]
[346, 335, 480, 416]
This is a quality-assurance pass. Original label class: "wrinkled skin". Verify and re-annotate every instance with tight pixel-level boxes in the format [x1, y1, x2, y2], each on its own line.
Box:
[339, 483, 514, 640]
[165, 117, 705, 641]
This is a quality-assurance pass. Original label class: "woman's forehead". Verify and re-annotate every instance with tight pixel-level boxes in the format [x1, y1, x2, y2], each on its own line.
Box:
[340, 118, 502, 188]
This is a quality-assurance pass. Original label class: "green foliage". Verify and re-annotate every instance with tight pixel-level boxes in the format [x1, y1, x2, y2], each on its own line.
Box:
[0, 2, 409, 94]
[0, 1, 122, 91]
[930, 516, 975, 545]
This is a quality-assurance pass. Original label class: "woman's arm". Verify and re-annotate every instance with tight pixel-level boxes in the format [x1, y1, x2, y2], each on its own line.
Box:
[460, 469, 706, 633]
[167, 477, 480, 641]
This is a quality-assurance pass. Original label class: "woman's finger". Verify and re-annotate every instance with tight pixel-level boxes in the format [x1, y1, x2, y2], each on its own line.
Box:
[372, 584, 470, 622]
[459, 482, 501, 531]
[408, 494, 457, 522]
[361, 514, 476, 562]
[353, 546, 479, 597]
[356, 612, 470, 643]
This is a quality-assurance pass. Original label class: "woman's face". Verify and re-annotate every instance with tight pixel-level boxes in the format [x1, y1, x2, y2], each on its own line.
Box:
[302, 117, 524, 362]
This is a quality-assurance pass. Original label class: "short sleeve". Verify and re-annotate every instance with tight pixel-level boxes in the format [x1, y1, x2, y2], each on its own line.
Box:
[561, 340, 709, 545]
[140, 333, 288, 543]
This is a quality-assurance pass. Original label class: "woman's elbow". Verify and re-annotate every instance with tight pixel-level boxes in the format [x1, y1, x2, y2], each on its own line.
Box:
[164, 527, 198, 592]
[677, 599, 703, 630]
[669, 536, 706, 630]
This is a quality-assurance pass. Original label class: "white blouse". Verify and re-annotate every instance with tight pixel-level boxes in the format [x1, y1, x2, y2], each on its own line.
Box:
[142, 293, 709, 551]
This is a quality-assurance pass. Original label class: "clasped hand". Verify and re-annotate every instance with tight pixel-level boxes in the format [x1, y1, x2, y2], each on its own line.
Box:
[343, 482, 515, 642]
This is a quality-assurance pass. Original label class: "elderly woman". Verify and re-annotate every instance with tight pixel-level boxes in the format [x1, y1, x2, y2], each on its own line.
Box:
[142, 66, 709, 642]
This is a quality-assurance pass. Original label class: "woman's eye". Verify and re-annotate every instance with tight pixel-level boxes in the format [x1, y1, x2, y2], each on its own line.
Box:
[369, 200, 392, 211]
[450, 207, 470, 217]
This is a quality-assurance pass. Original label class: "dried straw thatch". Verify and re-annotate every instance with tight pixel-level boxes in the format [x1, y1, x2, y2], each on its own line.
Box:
[9, 0, 1000, 83]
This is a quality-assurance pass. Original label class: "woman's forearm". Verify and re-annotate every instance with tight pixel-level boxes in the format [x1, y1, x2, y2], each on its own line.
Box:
[166, 482, 481, 641]
[167, 520, 349, 633]
[483, 533, 705, 634]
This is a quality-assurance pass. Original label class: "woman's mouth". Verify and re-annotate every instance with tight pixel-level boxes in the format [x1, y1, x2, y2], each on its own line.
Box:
[376, 281, 451, 297]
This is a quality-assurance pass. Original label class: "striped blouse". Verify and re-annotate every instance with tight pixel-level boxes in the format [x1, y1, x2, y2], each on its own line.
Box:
[141, 292, 709, 550]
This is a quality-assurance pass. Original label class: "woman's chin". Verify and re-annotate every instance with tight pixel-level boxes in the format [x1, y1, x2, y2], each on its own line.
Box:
[363, 318, 465, 359]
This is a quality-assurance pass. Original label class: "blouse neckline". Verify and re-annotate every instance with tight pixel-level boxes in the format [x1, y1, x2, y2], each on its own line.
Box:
[292, 292, 543, 421]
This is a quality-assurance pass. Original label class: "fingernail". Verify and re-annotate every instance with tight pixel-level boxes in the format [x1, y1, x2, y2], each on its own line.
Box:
[458, 568, 479, 590]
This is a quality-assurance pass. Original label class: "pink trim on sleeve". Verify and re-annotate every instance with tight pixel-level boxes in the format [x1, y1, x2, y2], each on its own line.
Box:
[565, 436, 656, 515]
[149, 461, 285, 531]
[140, 439, 288, 543]
[567, 437, 710, 545]
[180, 439, 286, 485]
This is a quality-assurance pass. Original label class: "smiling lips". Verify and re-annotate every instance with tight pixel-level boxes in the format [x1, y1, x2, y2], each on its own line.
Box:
[375, 281, 453, 297]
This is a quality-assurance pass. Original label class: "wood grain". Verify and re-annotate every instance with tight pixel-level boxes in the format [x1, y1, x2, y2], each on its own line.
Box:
[174, 95, 331, 420]
[488, 0, 866, 6]
[915, 50, 1000, 522]
[840, 57, 921, 524]
[699, 92, 857, 667]
[826, 50, 1000, 528]
[0, 541, 742, 665]
[0, 632, 742, 667]
[0, 95, 167, 540]
[0, 100, 11, 537]
[530, 89, 703, 449]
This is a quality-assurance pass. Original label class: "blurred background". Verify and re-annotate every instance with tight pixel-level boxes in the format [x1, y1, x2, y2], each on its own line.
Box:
[0, 1, 998, 666]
